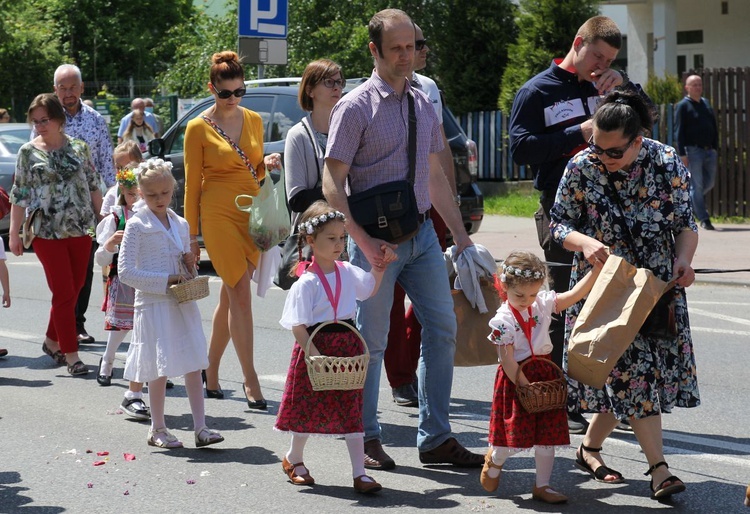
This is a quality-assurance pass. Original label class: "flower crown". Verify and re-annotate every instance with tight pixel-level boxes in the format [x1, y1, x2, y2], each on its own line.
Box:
[116, 167, 138, 187]
[500, 264, 545, 283]
[298, 211, 346, 235]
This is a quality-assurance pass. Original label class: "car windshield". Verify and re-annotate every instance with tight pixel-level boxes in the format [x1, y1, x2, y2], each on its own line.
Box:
[0, 128, 31, 155]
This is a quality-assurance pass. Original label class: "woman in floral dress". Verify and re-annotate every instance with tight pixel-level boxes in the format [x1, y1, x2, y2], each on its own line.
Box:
[549, 90, 700, 500]
[8, 93, 102, 375]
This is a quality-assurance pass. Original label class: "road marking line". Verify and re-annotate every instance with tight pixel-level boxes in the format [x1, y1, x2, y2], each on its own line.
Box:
[691, 326, 750, 336]
[689, 307, 750, 327]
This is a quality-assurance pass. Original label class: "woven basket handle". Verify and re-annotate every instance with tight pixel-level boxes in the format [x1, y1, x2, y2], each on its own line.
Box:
[304, 320, 369, 359]
[516, 357, 566, 385]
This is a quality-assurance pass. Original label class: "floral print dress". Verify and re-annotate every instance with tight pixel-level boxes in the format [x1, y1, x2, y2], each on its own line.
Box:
[10, 135, 99, 238]
[549, 138, 700, 420]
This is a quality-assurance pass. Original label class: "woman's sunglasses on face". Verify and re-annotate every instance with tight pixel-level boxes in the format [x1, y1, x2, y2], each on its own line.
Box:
[416, 39, 427, 51]
[588, 135, 636, 159]
[211, 83, 247, 99]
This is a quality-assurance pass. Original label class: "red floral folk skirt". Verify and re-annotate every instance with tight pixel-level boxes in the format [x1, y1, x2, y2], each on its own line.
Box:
[488, 354, 569, 448]
[275, 322, 364, 437]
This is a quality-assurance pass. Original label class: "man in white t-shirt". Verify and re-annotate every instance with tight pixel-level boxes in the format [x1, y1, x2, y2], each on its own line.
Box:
[384, 22, 459, 408]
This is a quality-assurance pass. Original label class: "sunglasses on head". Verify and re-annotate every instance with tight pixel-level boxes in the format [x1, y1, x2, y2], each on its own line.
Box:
[211, 84, 247, 99]
[415, 39, 427, 51]
[588, 135, 636, 159]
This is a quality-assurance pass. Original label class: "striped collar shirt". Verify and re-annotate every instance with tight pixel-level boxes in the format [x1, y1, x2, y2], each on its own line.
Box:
[326, 71, 442, 213]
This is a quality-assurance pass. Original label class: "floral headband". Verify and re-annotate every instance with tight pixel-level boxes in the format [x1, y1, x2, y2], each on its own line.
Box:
[500, 264, 545, 283]
[116, 167, 138, 188]
[298, 211, 346, 235]
[136, 158, 173, 175]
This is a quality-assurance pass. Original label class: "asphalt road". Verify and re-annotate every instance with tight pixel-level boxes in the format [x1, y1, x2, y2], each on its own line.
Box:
[1, 240, 749, 513]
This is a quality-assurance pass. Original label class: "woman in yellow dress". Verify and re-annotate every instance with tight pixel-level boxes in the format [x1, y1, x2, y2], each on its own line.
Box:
[184, 50, 280, 410]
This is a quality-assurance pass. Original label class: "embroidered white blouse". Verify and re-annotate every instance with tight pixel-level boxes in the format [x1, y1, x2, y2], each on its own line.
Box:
[487, 290, 558, 362]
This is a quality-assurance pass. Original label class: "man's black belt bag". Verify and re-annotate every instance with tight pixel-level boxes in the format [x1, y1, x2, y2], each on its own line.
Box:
[348, 92, 419, 244]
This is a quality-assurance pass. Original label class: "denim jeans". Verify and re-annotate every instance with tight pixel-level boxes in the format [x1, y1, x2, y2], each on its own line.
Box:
[685, 146, 717, 222]
[349, 219, 456, 452]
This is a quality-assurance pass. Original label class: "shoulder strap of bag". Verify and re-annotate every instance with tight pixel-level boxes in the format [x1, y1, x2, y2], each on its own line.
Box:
[407, 92, 416, 185]
[201, 115, 260, 186]
[300, 116, 321, 180]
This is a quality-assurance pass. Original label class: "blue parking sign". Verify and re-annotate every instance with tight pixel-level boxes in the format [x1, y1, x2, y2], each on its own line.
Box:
[238, 0, 288, 39]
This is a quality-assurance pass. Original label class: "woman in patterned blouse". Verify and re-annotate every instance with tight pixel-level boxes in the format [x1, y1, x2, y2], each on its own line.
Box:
[549, 90, 699, 500]
[8, 93, 103, 376]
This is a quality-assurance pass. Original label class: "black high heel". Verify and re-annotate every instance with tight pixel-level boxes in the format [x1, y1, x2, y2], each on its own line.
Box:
[244, 384, 267, 410]
[201, 370, 224, 399]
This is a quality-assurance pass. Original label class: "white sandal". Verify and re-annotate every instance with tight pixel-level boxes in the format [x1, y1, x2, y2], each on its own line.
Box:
[147, 427, 183, 449]
[195, 426, 224, 448]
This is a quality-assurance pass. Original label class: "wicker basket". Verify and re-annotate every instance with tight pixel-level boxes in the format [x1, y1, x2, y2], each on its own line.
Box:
[515, 358, 568, 414]
[168, 257, 209, 304]
[304, 320, 369, 391]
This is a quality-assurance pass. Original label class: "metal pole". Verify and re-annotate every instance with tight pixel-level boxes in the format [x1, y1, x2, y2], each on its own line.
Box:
[258, 64, 265, 80]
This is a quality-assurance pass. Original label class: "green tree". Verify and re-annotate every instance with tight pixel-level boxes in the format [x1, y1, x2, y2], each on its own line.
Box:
[432, 0, 517, 113]
[498, 0, 600, 113]
[0, 1, 63, 119]
[157, 6, 239, 97]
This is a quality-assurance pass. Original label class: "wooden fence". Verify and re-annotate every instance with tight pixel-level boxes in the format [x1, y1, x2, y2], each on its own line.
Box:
[458, 66, 750, 217]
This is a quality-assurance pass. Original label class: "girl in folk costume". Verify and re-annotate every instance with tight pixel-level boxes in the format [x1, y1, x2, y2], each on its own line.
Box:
[95, 165, 153, 419]
[481, 250, 601, 504]
[118, 158, 222, 449]
[275, 201, 395, 493]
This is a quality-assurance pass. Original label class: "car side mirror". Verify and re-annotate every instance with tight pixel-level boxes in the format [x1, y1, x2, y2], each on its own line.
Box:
[148, 138, 165, 158]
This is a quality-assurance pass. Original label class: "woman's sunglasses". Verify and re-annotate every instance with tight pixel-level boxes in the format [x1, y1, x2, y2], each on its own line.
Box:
[211, 84, 247, 99]
[588, 136, 636, 159]
[415, 39, 427, 51]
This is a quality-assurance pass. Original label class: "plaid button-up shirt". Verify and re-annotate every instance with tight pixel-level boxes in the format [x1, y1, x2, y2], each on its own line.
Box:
[326, 71, 442, 213]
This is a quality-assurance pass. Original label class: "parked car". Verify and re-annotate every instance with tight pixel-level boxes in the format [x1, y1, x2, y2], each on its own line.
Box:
[148, 78, 483, 234]
[0, 123, 32, 238]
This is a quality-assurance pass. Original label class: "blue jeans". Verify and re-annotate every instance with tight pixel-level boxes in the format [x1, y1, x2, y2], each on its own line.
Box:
[685, 146, 717, 222]
[349, 220, 456, 452]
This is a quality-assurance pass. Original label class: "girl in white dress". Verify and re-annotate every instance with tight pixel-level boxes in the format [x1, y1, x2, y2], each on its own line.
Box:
[118, 158, 223, 449]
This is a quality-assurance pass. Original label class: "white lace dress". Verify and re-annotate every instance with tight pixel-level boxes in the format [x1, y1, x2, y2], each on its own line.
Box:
[118, 207, 208, 383]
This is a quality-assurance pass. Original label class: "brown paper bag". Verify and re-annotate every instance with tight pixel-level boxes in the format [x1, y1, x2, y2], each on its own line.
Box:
[567, 255, 669, 388]
[452, 280, 501, 367]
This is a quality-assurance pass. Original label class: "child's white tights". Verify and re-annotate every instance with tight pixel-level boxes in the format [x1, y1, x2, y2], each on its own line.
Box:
[149, 371, 205, 432]
[99, 330, 128, 376]
[488, 445, 555, 487]
[286, 435, 370, 481]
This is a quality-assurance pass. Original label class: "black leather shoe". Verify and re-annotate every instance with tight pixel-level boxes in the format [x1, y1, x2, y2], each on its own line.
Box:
[77, 332, 96, 344]
[202, 370, 224, 399]
[392, 384, 418, 407]
[700, 219, 715, 230]
[97, 358, 113, 386]
[568, 412, 590, 434]
[166, 379, 174, 389]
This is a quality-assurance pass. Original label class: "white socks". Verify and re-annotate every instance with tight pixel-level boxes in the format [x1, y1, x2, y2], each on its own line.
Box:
[100, 330, 128, 375]
[287, 435, 310, 476]
[487, 445, 555, 486]
[346, 437, 367, 479]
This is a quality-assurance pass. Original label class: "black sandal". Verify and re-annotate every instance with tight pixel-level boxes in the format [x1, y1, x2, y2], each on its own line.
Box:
[575, 444, 625, 484]
[645, 461, 685, 499]
[42, 342, 66, 366]
[67, 361, 88, 376]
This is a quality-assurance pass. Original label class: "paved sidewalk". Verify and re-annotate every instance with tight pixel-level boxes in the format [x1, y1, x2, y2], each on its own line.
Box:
[471, 215, 750, 286]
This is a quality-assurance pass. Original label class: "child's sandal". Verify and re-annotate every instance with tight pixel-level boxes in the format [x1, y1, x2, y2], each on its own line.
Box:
[194, 426, 224, 448]
[147, 427, 183, 449]
[645, 461, 686, 499]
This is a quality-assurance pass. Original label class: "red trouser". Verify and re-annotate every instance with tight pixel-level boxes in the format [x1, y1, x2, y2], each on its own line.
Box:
[384, 209, 448, 388]
[33, 236, 92, 354]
